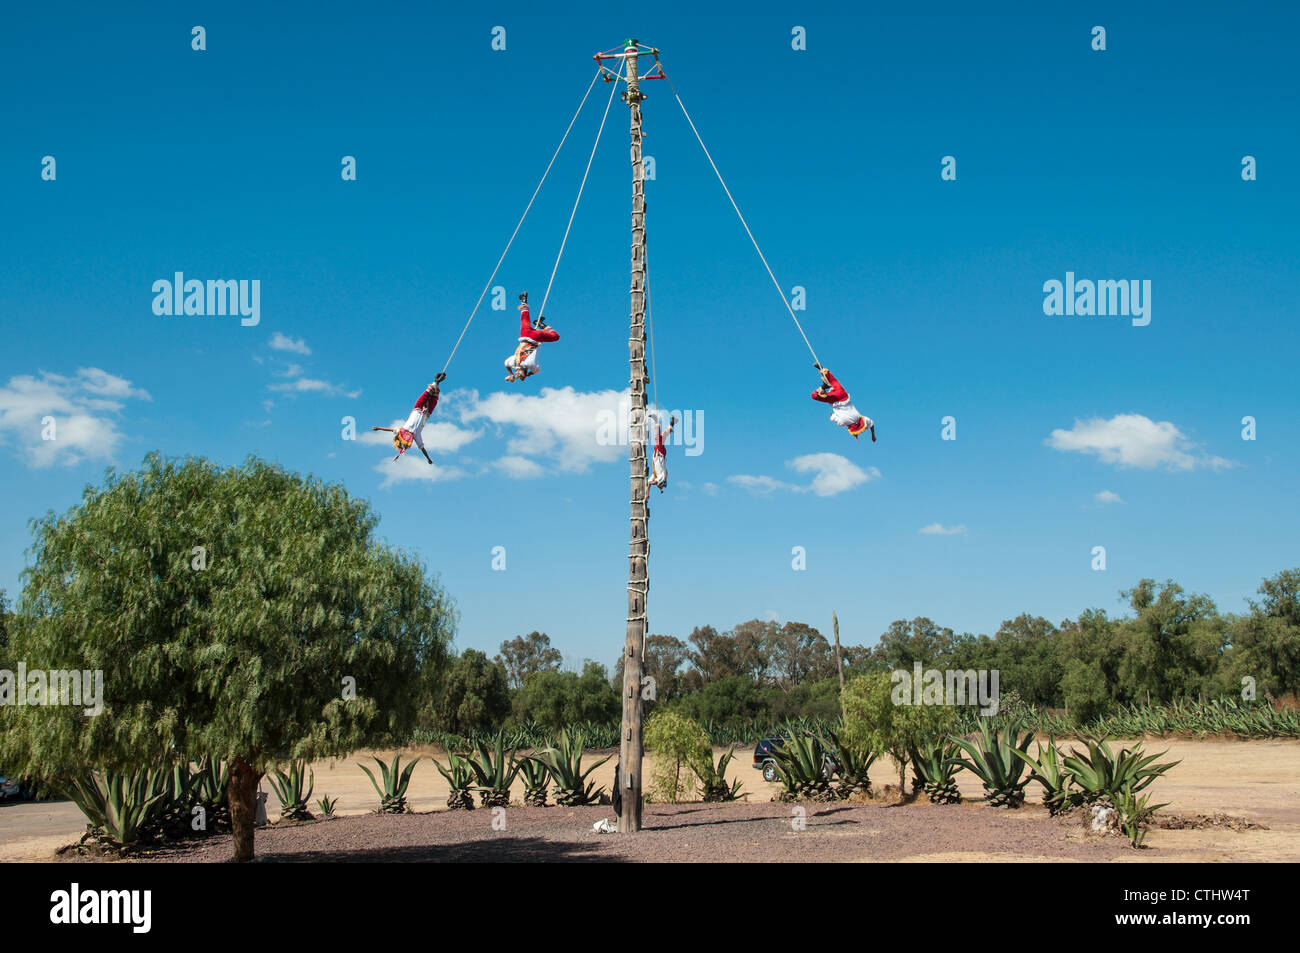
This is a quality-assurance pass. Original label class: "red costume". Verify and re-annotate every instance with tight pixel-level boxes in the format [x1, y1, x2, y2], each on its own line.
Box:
[518, 305, 559, 344]
[810, 370, 849, 404]
[811, 369, 872, 438]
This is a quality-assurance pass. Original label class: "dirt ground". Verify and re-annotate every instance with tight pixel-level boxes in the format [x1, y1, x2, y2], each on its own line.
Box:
[2, 738, 1297, 862]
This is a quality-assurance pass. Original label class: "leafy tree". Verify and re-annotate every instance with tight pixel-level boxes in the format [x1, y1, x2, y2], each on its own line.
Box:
[513, 661, 618, 730]
[436, 649, 511, 734]
[988, 614, 1064, 708]
[0, 455, 455, 861]
[1227, 570, 1300, 699]
[764, 676, 842, 722]
[843, 670, 956, 794]
[1118, 579, 1224, 704]
[870, 617, 958, 670]
[643, 710, 709, 802]
[730, 619, 776, 682]
[611, 633, 691, 704]
[669, 675, 766, 729]
[495, 631, 561, 691]
[770, 621, 833, 687]
[684, 624, 742, 687]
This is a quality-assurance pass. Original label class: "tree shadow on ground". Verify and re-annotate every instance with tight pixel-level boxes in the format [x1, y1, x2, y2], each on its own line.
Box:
[212, 835, 621, 863]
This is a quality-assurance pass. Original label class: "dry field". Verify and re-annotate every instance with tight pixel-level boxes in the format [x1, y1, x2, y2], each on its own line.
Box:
[2, 738, 1296, 862]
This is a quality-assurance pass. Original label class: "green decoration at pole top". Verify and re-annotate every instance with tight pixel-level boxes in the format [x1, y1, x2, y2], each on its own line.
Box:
[625, 38, 639, 50]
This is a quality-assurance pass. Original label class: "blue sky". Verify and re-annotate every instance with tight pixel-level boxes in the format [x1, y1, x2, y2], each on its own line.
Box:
[2, 1, 1297, 669]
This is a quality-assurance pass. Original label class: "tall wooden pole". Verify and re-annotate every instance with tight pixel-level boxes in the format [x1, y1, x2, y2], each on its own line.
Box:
[619, 38, 648, 833]
[832, 611, 845, 719]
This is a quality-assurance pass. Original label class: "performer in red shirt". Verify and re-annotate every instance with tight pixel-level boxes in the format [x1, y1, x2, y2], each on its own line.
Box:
[811, 364, 875, 441]
[648, 413, 677, 492]
[506, 291, 559, 382]
[372, 374, 445, 463]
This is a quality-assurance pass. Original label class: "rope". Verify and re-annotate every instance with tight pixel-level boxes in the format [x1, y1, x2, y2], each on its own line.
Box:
[645, 237, 659, 419]
[660, 65, 821, 367]
[439, 65, 604, 375]
[538, 58, 625, 321]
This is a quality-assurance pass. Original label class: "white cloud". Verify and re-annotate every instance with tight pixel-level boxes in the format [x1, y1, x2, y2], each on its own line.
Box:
[459, 386, 629, 473]
[495, 455, 545, 479]
[0, 368, 150, 468]
[1095, 489, 1124, 504]
[920, 523, 968, 536]
[269, 376, 360, 399]
[372, 457, 468, 488]
[730, 453, 878, 498]
[76, 368, 151, 401]
[788, 453, 878, 497]
[1046, 414, 1233, 471]
[360, 419, 480, 455]
[728, 474, 798, 495]
[269, 332, 311, 355]
[701, 482, 719, 496]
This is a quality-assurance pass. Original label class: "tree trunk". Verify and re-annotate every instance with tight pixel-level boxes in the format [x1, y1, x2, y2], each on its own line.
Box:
[228, 756, 261, 862]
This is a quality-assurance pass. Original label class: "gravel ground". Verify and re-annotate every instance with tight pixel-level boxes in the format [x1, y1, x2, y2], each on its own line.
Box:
[79, 800, 1139, 863]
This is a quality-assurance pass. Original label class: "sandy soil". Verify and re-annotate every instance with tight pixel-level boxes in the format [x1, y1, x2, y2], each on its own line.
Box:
[2, 738, 1296, 862]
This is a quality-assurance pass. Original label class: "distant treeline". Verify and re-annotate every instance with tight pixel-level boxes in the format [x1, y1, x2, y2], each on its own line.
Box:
[422, 571, 1300, 736]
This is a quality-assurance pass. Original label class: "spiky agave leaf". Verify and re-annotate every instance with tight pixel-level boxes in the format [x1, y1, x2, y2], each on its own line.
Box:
[1011, 738, 1076, 815]
[949, 719, 1033, 808]
[536, 728, 610, 806]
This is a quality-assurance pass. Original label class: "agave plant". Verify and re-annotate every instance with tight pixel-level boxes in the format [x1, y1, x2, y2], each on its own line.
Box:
[359, 754, 421, 814]
[822, 729, 876, 799]
[691, 747, 744, 802]
[949, 719, 1034, 808]
[315, 794, 338, 817]
[1011, 738, 1077, 815]
[517, 755, 551, 807]
[534, 728, 610, 806]
[62, 768, 170, 851]
[433, 750, 477, 810]
[1114, 784, 1169, 848]
[770, 734, 835, 802]
[1061, 737, 1180, 805]
[908, 738, 962, 804]
[191, 755, 231, 834]
[267, 760, 315, 821]
[466, 733, 521, 808]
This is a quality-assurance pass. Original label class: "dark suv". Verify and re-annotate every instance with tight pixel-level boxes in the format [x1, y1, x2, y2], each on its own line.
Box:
[753, 736, 840, 783]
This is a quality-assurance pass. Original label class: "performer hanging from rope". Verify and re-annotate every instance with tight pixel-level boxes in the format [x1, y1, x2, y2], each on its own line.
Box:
[372, 374, 445, 463]
[811, 364, 875, 441]
[648, 412, 677, 492]
[505, 291, 560, 381]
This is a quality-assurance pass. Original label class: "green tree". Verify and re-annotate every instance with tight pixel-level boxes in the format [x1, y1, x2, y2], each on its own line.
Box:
[513, 661, 619, 730]
[436, 649, 511, 734]
[670, 675, 766, 729]
[684, 624, 742, 688]
[870, 617, 958, 670]
[1119, 579, 1224, 704]
[495, 631, 561, 691]
[643, 710, 710, 802]
[770, 621, 834, 687]
[0, 454, 455, 861]
[1228, 569, 1300, 699]
[842, 670, 956, 794]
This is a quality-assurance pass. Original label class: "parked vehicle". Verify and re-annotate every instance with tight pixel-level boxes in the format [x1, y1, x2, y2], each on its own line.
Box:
[753, 736, 840, 782]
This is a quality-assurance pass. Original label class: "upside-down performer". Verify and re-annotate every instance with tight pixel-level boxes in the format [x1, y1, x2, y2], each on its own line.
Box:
[372, 373, 445, 464]
[505, 291, 559, 382]
[648, 412, 677, 492]
[811, 364, 875, 441]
